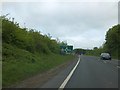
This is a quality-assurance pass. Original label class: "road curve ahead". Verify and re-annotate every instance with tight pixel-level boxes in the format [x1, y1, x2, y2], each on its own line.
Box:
[41, 55, 118, 88]
[65, 55, 118, 88]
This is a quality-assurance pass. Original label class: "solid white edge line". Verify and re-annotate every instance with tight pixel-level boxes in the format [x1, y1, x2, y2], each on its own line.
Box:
[58, 56, 80, 89]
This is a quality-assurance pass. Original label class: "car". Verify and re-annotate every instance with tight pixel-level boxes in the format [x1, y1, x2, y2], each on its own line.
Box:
[100, 53, 111, 60]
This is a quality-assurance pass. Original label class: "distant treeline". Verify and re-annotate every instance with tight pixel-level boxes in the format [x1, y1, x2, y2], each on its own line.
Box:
[74, 24, 120, 60]
[1, 15, 66, 55]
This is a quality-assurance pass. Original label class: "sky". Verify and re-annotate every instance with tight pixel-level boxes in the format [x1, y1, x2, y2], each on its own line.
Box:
[1, 0, 119, 49]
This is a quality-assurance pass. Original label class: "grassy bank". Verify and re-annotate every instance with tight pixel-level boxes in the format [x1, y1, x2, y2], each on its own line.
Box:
[2, 43, 75, 87]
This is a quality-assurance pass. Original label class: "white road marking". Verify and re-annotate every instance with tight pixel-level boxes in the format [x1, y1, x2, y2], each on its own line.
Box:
[58, 57, 80, 89]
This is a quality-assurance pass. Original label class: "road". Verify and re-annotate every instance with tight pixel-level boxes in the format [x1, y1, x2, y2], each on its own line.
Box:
[41, 55, 119, 88]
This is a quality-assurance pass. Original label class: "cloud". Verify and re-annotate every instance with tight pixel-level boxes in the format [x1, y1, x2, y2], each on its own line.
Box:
[2, 1, 118, 49]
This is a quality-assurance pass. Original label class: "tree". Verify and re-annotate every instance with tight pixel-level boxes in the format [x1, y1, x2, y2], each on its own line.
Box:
[93, 47, 98, 50]
[104, 24, 120, 59]
[2, 15, 61, 55]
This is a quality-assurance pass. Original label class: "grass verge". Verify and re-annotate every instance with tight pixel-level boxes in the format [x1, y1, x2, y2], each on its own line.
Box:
[2, 43, 75, 87]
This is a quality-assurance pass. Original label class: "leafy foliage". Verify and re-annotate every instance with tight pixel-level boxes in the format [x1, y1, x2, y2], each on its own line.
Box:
[1, 16, 61, 56]
[84, 24, 120, 59]
[104, 24, 120, 59]
[1, 15, 74, 87]
[2, 43, 74, 87]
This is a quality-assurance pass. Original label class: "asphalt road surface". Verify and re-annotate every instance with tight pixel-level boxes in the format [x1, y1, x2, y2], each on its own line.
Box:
[41, 55, 119, 88]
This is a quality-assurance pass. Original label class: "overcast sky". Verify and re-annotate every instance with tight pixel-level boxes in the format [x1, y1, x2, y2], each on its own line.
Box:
[2, 0, 118, 49]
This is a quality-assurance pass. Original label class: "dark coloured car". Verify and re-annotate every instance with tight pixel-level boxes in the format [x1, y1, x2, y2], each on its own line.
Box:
[100, 53, 111, 60]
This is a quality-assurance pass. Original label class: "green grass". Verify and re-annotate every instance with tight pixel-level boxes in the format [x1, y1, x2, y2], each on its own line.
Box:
[2, 43, 75, 87]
